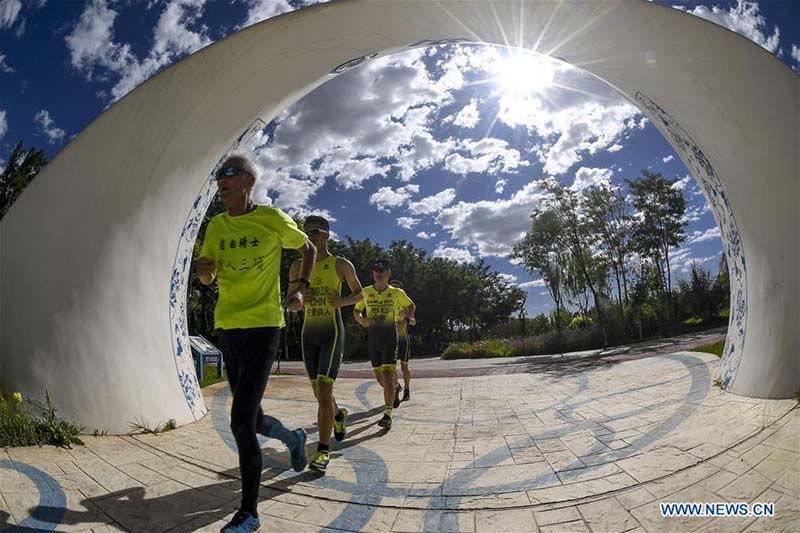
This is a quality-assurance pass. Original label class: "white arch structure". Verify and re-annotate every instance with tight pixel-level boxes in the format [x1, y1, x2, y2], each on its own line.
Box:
[0, 1, 796, 432]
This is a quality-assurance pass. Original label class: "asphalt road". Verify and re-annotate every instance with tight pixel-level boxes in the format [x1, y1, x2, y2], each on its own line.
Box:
[275, 328, 728, 379]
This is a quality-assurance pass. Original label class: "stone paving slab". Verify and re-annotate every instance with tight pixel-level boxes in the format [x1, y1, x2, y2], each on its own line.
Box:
[1, 350, 798, 532]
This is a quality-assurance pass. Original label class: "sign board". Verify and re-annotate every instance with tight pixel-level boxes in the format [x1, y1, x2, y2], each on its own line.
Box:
[189, 335, 224, 381]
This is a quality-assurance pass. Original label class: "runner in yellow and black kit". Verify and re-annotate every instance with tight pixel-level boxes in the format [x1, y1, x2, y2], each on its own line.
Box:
[289, 215, 363, 473]
[389, 279, 415, 403]
[354, 258, 415, 430]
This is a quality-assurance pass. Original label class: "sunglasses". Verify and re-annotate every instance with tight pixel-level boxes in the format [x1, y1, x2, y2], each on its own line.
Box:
[372, 266, 387, 273]
[306, 229, 326, 236]
[215, 165, 245, 180]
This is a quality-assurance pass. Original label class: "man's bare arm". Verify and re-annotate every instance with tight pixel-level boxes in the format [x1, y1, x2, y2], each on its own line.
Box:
[330, 257, 363, 307]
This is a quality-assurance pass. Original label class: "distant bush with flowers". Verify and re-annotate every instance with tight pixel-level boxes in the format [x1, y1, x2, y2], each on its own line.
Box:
[0, 389, 83, 448]
[442, 328, 602, 360]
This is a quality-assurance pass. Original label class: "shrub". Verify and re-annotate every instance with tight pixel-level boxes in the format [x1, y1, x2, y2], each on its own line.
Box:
[442, 328, 603, 360]
[683, 317, 703, 326]
[568, 314, 593, 330]
[0, 390, 84, 448]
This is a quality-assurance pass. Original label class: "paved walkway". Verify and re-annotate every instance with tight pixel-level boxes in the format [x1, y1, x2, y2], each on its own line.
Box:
[1, 350, 797, 532]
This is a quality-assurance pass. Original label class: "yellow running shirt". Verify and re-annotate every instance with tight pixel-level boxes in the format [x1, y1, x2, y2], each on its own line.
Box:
[304, 254, 342, 324]
[199, 205, 306, 329]
[355, 285, 414, 327]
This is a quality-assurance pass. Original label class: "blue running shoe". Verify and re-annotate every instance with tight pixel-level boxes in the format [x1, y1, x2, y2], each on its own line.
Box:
[289, 428, 307, 472]
[221, 510, 260, 532]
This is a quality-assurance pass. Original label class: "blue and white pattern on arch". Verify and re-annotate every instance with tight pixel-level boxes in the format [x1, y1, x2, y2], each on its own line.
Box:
[635, 92, 746, 391]
[168, 119, 267, 419]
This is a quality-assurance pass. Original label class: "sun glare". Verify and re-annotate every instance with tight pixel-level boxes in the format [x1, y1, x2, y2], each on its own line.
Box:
[495, 51, 556, 97]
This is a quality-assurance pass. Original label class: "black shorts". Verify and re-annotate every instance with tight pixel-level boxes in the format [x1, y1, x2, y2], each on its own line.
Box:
[368, 325, 398, 370]
[301, 314, 345, 383]
[397, 331, 411, 362]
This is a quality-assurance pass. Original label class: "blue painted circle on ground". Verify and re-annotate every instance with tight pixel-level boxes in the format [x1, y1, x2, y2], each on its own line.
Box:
[0, 459, 67, 531]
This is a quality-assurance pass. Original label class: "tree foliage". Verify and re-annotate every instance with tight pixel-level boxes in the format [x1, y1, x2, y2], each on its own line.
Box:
[0, 141, 48, 220]
[512, 169, 723, 345]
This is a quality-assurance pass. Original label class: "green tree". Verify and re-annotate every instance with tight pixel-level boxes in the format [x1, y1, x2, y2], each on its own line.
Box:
[627, 170, 687, 297]
[677, 261, 719, 322]
[584, 186, 631, 310]
[545, 183, 611, 346]
[0, 141, 48, 219]
[511, 209, 568, 332]
[714, 253, 730, 316]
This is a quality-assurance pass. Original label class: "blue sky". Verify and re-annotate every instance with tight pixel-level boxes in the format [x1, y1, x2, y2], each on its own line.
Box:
[0, 0, 797, 316]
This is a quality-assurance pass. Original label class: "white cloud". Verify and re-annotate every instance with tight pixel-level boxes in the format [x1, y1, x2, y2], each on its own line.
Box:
[416, 231, 435, 239]
[444, 138, 527, 176]
[687, 226, 721, 244]
[606, 143, 623, 152]
[237, 0, 294, 29]
[250, 49, 457, 206]
[792, 44, 800, 71]
[0, 52, 12, 73]
[238, 0, 329, 28]
[34, 110, 66, 144]
[65, 0, 212, 102]
[529, 100, 641, 175]
[0, 0, 21, 29]
[681, 203, 708, 224]
[674, 0, 780, 54]
[436, 180, 549, 257]
[497, 273, 518, 284]
[570, 167, 612, 192]
[453, 98, 480, 128]
[0, 109, 7, 140]
[677, 255, 717, 274]
[397, 217, 419, 229]
[671, 174, 693, 191]
[395, 130, 456, 182]
[495, 179, 507, 194]
[518, 279, 546, 289]
[331, 157, 392, 190]
[369, 184, 419, 212]
[432, 245, 475, 264]
[669, 247, 693, 271]
[662, 155, 675, 163]
[408, 188, 456, 215]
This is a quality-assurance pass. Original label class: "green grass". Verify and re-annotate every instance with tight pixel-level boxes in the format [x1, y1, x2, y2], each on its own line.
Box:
[129, 417, 178, 434]
[199, 364, 293, 388]
[690, 340, 725, 357]
[199, 365, 227, 388]
[0, 389, 84, 448]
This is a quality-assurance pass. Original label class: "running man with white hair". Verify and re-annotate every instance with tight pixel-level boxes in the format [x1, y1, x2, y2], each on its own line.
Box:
[196, 154, 316, 533]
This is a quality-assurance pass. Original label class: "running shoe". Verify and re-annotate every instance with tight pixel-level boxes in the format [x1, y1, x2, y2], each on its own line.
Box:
[309, 450, 330, 473]
[393, 383, 402, 409]
[289, 428, 307, 472]
[221, 510, 260, 532]
[377, 413, 392, 430]
[402, 388, 410, 402]
[334, 407, 348, 441]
